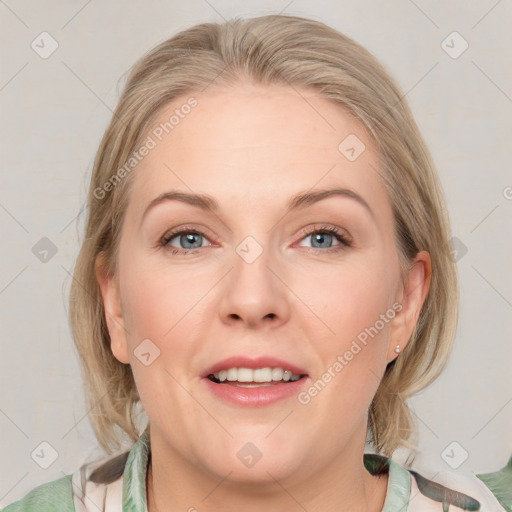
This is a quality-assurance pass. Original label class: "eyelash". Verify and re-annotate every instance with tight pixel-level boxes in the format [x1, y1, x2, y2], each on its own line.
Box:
[160, 224, 352, 255]
[301, 225, 352, 252]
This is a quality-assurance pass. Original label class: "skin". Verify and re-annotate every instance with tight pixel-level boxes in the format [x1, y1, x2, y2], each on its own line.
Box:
[96, 81, 431, 512]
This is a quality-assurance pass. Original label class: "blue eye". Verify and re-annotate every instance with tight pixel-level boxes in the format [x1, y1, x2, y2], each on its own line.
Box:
[161, 230, 211, 253]
[304, 231, 337, 249]
[299, 226, 352, 251]
[160, 224, 351, 255]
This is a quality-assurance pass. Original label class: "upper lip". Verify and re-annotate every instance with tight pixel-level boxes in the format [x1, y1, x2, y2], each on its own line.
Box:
[201, 356, 308, 378]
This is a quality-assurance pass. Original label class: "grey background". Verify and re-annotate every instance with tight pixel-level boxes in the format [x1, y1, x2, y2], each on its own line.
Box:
[1, 0, 511, 506]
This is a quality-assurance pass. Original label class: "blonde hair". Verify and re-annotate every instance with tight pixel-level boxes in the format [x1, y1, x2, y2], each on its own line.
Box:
[69, 14, 458, 458]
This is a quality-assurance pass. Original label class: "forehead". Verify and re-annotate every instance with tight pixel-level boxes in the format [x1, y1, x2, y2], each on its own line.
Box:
[124, 82, 389, 221]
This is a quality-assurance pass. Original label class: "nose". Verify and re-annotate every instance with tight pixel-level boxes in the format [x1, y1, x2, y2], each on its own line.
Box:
[217, 242, 291, 329]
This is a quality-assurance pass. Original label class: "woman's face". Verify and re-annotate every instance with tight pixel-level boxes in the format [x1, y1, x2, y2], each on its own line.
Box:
[97, 82, 429, 484]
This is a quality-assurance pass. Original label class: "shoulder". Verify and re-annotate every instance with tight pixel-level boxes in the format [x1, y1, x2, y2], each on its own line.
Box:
[397, 457, 507, 511]
[2, 474, 74, 512]
[476, 456, 512, 512]
[365, 453, 507, 511]
[407, 465, 506, 511]
[71, 451, 126, 511]
[3, 429, 150, 512]
[2, 453, 128, 512]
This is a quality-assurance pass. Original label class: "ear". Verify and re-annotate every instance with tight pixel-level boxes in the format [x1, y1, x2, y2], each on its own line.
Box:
[95, 252, 130, 364]
[388, 250, 431, 362]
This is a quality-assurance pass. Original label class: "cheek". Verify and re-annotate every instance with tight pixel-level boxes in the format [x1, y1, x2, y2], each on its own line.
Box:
[120, 262, 204, 424]
[294, 258, 395, 400]
[119, 257, 214, 401]
[120, 255, 211, 342]
[296, 257, 395, 341]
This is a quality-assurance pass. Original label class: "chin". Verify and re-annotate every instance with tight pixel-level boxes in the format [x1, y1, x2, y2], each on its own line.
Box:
[197, 437, 304, 485]
[211, 458, 302, 487]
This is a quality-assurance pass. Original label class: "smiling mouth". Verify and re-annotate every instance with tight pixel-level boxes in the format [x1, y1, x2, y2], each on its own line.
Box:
[207, 367, 307, 387]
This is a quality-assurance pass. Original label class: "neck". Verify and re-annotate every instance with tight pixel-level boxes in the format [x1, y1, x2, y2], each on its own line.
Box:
[146, 429, 388, 512]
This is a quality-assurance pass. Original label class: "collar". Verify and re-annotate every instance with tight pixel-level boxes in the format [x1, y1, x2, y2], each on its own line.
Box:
[122, 426, 151, 511]
[121, 428, 412, 511]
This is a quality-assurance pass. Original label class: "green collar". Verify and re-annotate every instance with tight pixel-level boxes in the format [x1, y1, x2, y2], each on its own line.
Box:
[122, 426, 151, 511]
[121, 429, 411, 511]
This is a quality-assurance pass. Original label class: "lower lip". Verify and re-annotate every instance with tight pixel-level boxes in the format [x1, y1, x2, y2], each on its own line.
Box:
[202, 377, 309, 407]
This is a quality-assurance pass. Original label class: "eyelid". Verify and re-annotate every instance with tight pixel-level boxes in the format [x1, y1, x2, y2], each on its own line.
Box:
[160, 224, 218, 248]
[296, 223, 352, 246]
[160, 223, 353, 253]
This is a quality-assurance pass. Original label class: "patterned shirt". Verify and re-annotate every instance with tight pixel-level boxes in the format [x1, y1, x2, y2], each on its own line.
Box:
[2, 427, 506, 511]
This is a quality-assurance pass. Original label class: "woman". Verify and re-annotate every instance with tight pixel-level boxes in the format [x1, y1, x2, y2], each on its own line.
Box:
[3, 14, 505, 512]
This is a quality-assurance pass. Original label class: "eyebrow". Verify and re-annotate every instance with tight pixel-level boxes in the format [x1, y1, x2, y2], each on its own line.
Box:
[141, 187, 374, 226]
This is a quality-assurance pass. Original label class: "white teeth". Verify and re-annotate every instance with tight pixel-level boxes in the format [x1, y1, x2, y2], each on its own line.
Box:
[226, 368, 237, 381]
[212, 367, 302, 383]
[253, 368, 272, 382]
[271, 368, 283, 380]
[237, 368, 253, 382]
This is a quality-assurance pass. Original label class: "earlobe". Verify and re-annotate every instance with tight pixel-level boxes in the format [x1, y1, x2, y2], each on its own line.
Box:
[388, 251, 431, 362]
[94, 253, 130, 364]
